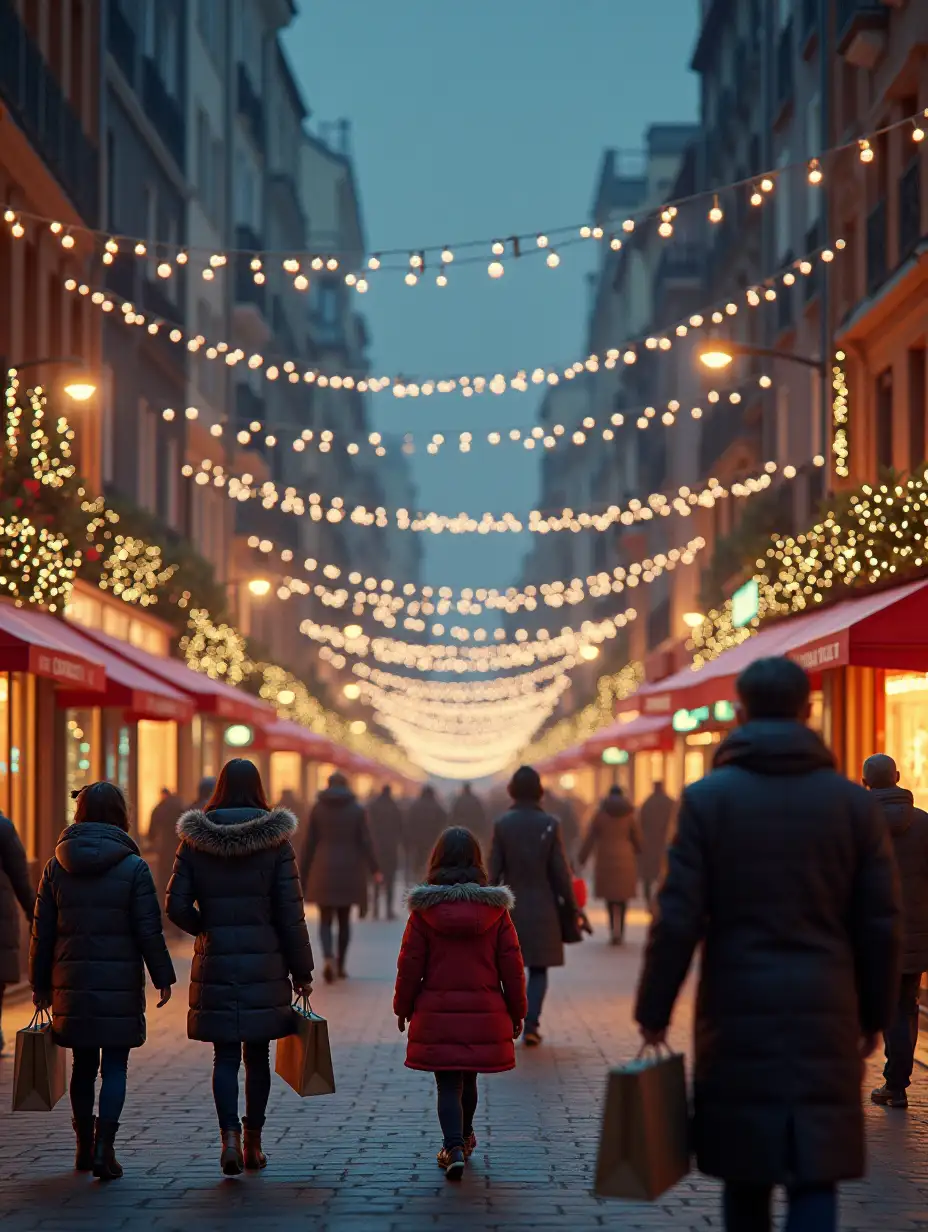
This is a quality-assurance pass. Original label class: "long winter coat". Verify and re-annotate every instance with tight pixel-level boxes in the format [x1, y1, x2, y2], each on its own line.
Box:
[869, 784, 928, 974]
[300, 784, 379, 908]
[0, 814, 33, 984]
[489, 804, 577, 969]
[637, 788, 676, 884]
[368, 789, 403, 880]
[451, 789, 491, 853]
[167, 806, 314, 1043]
[405, 790, 448, 878]
[635, 720, 901, 1186]
[30, 822, 176, 1049]
[394, 882, 527, 1072]
[578, 790, 642, 903]
[148, 791, 185, 906]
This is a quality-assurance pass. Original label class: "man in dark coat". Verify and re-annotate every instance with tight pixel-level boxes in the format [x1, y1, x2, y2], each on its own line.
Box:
[451, 783, 490, 852]
[0, 812, 33, 1053]
[405, 785, 448, 880]
[368, 785, 403, 920]
[635, 657, 901, 1232]
[489, 765, 578, 1047]
[147, 788, 184, 912]
[863, 752, 928, 1108]
[637, 781, 676, 905]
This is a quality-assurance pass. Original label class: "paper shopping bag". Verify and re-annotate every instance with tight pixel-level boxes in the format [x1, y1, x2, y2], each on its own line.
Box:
[11, 1009, 67, 1112]
[275, 999, 336, 1097]
[594, 1049, 689, 1200]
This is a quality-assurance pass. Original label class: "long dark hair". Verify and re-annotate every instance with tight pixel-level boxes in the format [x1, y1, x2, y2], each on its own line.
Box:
[205, 759, 270, 812]
[73, 781, 129, 832]
[426, 826, 488, 886]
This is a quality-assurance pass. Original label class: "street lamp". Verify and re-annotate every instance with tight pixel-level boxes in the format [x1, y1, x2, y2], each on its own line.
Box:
[247, 578, 272, 597]
[682, 611, 706, 628]
[696, 341, 825, 374]
[6, 355, 98, 402]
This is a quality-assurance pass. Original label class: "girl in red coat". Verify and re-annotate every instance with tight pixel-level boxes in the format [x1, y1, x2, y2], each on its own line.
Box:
[394, 826, 527, 1180]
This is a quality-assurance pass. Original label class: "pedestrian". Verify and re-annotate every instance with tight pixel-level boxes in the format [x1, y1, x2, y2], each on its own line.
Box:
[451, 782, 490, 851]
[863, 752, 928, 1109]
[191, 775, 216, 811]
[547, 791, 580, 867]
[637, 780, 675, 906]
[146, 786, 184, 910]
[0, 810, 34, 1054]
[577, 784, 641, 944]
[368, 784, 403, 920]
[405, 785, 448, 880]
[394, 826, 526, 1180]
[29, 782, 176, 1181]
[635, 657, 901, 1232]
[489, 765, 578, 1047]
[300, 772, 380, 984]
[166, 759, 313, 1176]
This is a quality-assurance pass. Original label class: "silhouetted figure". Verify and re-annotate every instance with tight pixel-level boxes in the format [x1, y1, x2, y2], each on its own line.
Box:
[638, 781, 676, 905]
[191, 776, 216, 811]
[451, 783, 490, 852]
[148, 788, 185, 910]
[547, 792, 580, 867]
[369, 785, 403, 919]
[406, 786, 448, 881]
[0, 811, 33, 1055]
[578, 785, 641, 944]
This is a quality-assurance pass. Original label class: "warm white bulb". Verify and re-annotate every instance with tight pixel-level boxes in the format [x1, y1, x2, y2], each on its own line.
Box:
[488, 261, 505, 279]
[546, 251, 560, 268]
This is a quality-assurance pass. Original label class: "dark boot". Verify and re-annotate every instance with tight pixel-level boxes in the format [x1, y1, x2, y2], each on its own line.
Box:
[73, 1116, 95, 1172]
[243, 1120, 267, 1170]
[91, 1120, 123, 1181]
[220, 1129, 244, 1176]
[322, 959, 336, 985]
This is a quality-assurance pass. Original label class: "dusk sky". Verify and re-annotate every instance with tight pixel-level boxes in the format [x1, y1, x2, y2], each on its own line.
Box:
[283, 3, 699, 589]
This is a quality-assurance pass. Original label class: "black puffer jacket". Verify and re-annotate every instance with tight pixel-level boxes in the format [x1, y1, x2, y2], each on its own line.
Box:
[636, 721, 901, 1186]
[0, 814, 34, 984]
[868, 785, 928, 974]
[29, 822, 176, 1049]
[167, 806, 313, 1043]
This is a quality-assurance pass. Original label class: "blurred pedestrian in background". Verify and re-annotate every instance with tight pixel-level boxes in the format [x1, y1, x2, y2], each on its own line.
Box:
[0, 809, 33, 1055]
[146, 786, 184, 914]
[636, 658, 900, 1232]
[167, 759, 312, 1176]
[578, 784, 641, 945]
[637, 780, 675, 906]
[191, 775, 216, 812]
[406, 785, 447, 881]
[451, 783, 490, 851]
[369, 784, 403, 920]
[31, 782, 175, 1181]
[301, 772, 380, 982]
[863, 753, 928, 1109]
[546, 791, 580, 868]
[490, 766, 578, 1047]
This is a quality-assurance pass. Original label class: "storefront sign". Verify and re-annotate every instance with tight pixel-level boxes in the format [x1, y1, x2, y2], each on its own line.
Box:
[31, 647, 106, 692]
[731, 578, 760, 628]
[673, 701, 736, 733]
[601, 747, 629, 765]
[788, 635, 847, 672]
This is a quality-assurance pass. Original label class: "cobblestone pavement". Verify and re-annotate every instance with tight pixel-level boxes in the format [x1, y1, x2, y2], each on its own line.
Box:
[2, 905, 928, 1230]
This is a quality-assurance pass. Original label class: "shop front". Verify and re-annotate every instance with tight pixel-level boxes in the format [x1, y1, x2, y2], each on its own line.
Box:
[582, 713, 677, 803]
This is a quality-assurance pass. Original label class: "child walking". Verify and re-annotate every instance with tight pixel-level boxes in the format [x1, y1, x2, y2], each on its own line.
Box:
[394, 826, 526, 1180]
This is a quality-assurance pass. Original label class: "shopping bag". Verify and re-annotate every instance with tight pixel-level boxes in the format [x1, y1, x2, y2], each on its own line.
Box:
[275, 998, 336, 1097]
[572, 876, 588, 910]
[11, 1008, 67, 1112]
[594, 1047, 689, 1200]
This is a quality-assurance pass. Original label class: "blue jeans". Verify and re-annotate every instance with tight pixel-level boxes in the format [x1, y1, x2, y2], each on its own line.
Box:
[212, 1041, 271, 1132]
[723, 1183, 837, 1232]
[70, 1047, 130, 1123]
[525, 966, 548, 1032]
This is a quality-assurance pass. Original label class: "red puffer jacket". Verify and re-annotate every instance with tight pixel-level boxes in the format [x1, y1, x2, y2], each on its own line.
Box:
[394, 882, 527, 1073]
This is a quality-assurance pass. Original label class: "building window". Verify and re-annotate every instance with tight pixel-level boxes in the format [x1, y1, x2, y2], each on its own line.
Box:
[876, 368, 893, 472]
[911, 348, 927, 471]
[106, 129, 117, 230]
[138, 398, 157, 512]
[197, 0, 223, 64]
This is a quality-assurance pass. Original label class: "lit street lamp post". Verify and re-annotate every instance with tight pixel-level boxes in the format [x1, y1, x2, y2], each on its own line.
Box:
[4, 354, 98, 402]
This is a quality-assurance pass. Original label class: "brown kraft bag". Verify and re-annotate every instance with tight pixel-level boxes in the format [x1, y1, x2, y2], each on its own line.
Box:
[275, 998, 336, 1097]
[12, 1008, 67, 1112]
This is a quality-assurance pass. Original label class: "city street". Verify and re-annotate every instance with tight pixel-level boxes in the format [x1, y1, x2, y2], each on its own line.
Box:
[1, 906, 927, 1231]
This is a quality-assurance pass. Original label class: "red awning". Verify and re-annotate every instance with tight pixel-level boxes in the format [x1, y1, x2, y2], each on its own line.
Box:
[73, 627, 274, 728]
[0, 603, 106, 692]
[583, 713, 674, 758]
[534, 742, 588, 775]
[257, 718, 334, 760]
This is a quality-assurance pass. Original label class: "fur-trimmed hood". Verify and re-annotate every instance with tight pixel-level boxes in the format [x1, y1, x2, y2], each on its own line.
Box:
[407, 881, 514, 913]
[176, 806, 298, 857]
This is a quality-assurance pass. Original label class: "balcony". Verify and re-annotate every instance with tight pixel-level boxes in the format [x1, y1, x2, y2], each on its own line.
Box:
[899, 158, 922, 263]
[142, 56, 184, 171]
[107, 1, 136, 83]
[837, 0, 888, 69]
[866, 199, 887, 294]
[774, 18, 794, 120]
[0, 1, 100, 223]
[237, 61, 264, 148]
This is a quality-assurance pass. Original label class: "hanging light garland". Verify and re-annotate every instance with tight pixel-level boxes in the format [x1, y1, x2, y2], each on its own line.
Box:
[832, 350, 850, 479]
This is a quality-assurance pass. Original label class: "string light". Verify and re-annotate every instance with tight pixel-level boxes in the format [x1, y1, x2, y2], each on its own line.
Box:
[832, 351, 850, 479]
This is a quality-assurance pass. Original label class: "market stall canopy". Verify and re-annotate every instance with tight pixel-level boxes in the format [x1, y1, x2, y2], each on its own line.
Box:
[0, 603, 106, 693]
[534, 742, 589, 775]
[582, 713, 674, 759]
[256, 717, 334, 761]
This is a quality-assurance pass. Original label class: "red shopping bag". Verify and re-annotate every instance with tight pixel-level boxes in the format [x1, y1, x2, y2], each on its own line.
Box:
[572, 876, 588, 910]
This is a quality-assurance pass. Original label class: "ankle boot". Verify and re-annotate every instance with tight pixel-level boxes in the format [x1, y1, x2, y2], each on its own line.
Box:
[220, 1129, 244, 1176]
[72, 1116, 95, 1171]
[243, 1120, 267, 1170]
[92, 1120, 123, 1181]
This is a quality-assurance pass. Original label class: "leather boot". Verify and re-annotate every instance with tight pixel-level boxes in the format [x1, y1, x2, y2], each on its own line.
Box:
[72, 1116, 95, 1171]
[220, 1129, 244, 1176]
[91, 1120, 123, 1181]
[243, 1119, 267, 1170]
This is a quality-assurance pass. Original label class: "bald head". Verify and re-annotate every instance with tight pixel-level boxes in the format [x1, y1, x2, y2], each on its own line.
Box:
[862, 754, 899, 789]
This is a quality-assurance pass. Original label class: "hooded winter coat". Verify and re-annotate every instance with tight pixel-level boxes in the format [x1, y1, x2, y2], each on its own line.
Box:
[635, 720, 901, 1187]
[0, 814, 33, 984]
[868, 784, 928, 974]
[394, 882, 527, 1072]
[638, 787, 676, 884]
[167, 806, 313, 1043]
[578, 789, 642, 902]
[489, 804, 577, 969]
[300, 783, 379, 907]
[29, 822, 176, 1049]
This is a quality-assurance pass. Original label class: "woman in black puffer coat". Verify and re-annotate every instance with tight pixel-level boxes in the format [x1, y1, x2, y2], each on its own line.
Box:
[30, 782, 176, 1181]
[0, 811, 34, 1054]
[167, 758, 314, 1177]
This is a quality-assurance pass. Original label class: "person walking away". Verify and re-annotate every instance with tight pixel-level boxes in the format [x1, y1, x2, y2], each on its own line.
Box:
[395, 826, 526, 1180]
[30, 783, 175, 1180]
[451, 783, 490, 852]
[368, 784, 403, 920]
[637, 780, 676, 906]
[167, 759, 313, 1176]
[146, 787, 184, 913]
[863, 753, 928, 1109]
[577, 784, 641, 945]
[635, 657, 901, 1232]
[405, 785, 447, 881]
[191, 775, 216, 811]
[0, 810, 33, 1055]
[489, 765, 578, 1047]
[301, 772, 380, 983]
[547, 791, 581, 868]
